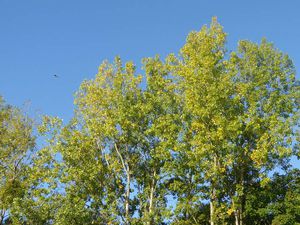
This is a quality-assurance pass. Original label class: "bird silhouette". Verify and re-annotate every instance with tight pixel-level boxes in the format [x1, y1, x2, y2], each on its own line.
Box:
[53, 74, 59, 78]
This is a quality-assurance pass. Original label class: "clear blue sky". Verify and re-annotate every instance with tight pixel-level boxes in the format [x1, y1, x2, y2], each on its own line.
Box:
[0, 1, 299, 122]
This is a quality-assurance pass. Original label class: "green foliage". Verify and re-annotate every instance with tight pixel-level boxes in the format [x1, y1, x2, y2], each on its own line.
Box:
[0, 18, 299, 225]
[0, 96, 35, 224]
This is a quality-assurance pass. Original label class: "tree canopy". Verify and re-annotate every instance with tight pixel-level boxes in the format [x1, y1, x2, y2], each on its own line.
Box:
[0, 18, 299, 225]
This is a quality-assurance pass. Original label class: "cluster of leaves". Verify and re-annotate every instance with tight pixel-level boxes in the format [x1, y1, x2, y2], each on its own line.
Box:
[0, 18, 299, 225]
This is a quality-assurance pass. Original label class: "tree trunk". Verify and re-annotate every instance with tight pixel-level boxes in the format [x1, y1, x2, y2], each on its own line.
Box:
[210, 198, 215, 225]
[233, 208, 243, 225]
[148, 170, 156, 225]
[234, 195, 244, 225]
[234, 209, 239, 225]
[233, 175, 244, 225]
[210, 155, 218, 225]
[231, 198, 239, 225]
[125, 172, 131, 224]
[239, 208, 243, 225]
[114, 144, 131, 224]
[238, 159, 245, 225]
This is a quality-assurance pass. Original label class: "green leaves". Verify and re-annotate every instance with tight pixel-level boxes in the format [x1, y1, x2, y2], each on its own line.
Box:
[0, 97, 35, 224]
[1, 18, 299, 225]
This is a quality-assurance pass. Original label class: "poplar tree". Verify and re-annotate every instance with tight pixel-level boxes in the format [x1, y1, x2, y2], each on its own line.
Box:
[168, 18, 233, 224]
[224, 38, 299, 225]
[0, 96, 35, 224]
[36, 58, 145, 224]
[134, 56, 181, 224]
[168, 18, 299, 225]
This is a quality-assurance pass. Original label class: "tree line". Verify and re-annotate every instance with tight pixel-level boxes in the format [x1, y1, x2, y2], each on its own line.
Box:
[0, 18, 299, 225]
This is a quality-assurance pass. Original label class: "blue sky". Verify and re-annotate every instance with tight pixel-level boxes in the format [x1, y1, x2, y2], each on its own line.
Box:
[0, 1, 299, 123]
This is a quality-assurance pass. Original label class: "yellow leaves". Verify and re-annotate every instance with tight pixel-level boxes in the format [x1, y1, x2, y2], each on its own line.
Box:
[227, 208, 234, 215]
[250, 147, 268, 167]
[260, 176, 271, 188]
[180, 17, 226, 71]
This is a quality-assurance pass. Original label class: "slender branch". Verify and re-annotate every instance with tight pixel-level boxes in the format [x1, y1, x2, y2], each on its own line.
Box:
[114, 143, 128, 174]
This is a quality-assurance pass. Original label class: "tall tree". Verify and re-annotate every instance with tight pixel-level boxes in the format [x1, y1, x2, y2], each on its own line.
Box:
[224, 38, 299, 225]
[133, 56, 181, 224]
[0, 96, 35, 224]
[53, 57, 145, 224]
[169, 18, 233, 225]
[168, 18, 299, 225]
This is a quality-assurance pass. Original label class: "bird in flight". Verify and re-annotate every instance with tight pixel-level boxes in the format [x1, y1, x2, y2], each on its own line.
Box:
[53, 74, 59, 78]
